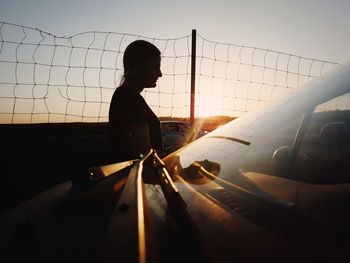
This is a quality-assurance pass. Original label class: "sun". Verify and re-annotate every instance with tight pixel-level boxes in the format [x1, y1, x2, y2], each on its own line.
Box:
[196, 95, 222, 117]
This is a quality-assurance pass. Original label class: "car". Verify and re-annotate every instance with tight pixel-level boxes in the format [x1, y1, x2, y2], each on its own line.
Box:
[160, 120, 208, 154]
[1, 62, 350, 263]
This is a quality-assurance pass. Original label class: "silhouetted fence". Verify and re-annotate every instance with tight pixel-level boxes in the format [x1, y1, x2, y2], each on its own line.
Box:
[0, 22, 339, 124]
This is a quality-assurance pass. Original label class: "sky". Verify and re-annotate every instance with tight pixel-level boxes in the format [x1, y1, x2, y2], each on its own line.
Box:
[1, 0, 350, 122]
[1, 0, 350, 63]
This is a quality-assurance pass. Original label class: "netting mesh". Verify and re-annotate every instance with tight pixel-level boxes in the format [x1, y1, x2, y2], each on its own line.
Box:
[195, 34, 339, 117]
[0, 22, 340, 123]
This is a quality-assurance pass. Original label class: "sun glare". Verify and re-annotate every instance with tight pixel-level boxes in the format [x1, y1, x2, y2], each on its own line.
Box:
[196, 95, 222, 117]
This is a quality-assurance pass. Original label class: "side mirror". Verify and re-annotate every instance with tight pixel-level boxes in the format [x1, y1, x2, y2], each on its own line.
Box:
[272, 146, 293, 176]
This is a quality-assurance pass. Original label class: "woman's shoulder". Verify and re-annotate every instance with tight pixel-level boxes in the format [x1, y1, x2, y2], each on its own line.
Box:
[114, 85, 127, 94]
[111, 85, 143, 108]
[112, 85, 131, 99]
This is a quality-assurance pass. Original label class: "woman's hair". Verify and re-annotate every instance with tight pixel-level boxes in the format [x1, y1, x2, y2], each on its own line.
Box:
[121, 40, 161, 84]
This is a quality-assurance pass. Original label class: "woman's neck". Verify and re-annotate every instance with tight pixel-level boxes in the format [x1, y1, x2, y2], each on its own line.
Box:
[124, 80, 143, 93]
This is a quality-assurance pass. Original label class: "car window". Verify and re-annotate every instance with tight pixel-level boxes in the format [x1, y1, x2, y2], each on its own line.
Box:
[178, 123, 190, 133]
[161, 123, 171, 132]
[162, 122, 190, 133]
[293, 92, 350, 183]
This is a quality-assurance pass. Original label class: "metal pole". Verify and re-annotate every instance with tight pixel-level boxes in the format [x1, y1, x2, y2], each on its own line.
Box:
[190, 29, 196, 125]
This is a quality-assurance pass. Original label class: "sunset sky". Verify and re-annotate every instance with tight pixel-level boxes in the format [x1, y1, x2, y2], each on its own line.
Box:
[1, 0, 350, 122]
[1, 0, 349, 63]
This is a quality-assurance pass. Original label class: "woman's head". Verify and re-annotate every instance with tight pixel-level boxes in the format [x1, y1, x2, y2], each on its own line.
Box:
[122, 40, 162, 90]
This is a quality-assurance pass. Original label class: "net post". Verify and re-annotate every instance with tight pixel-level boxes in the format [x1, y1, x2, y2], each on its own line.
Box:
[190, 29, 196, 125]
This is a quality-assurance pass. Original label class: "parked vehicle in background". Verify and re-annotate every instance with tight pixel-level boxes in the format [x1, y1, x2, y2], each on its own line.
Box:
[160, 120, 208, 154]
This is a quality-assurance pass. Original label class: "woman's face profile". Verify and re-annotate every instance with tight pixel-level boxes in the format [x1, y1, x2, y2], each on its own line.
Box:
[139, 55, 162, 88]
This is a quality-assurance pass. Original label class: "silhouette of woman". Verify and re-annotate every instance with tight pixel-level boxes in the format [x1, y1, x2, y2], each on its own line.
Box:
[109, 40, 163, 162]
